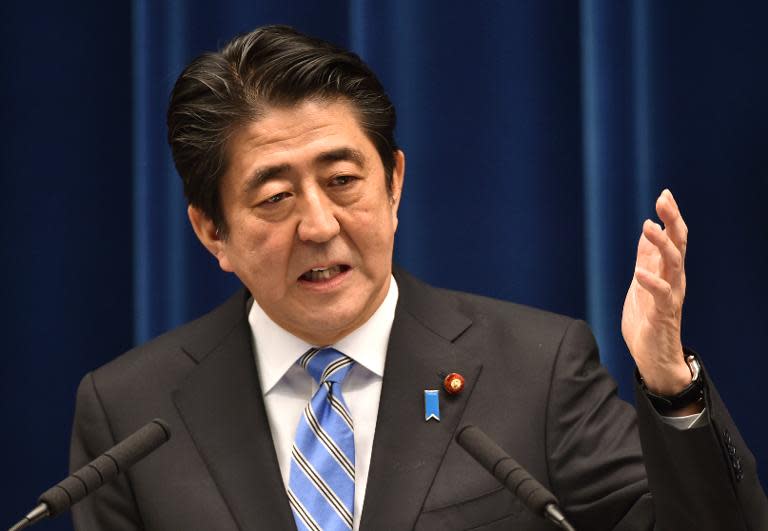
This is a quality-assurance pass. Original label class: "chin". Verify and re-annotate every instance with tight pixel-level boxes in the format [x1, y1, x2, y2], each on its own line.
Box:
[301, 311, 360, 342]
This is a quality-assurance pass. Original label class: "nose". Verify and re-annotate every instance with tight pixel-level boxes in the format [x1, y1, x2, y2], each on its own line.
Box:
[296, 189, 340, 243]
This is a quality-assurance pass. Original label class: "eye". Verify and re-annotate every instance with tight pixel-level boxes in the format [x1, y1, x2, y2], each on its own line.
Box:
[329, 174, 357, 187]
[261, 192, 291, 205]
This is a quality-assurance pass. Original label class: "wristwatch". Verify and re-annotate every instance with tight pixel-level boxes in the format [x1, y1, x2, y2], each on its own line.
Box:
[641, 354, 705, 415]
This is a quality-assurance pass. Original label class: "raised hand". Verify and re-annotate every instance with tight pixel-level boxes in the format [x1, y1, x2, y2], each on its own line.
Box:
[621, 189, 692, 396]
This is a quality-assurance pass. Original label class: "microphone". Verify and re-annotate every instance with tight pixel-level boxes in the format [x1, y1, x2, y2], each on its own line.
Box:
[8, 419, 171, 531]
[456, 425, 576, 531]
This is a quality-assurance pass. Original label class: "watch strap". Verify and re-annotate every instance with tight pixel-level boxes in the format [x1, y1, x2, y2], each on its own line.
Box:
[640, 355, 705, 415]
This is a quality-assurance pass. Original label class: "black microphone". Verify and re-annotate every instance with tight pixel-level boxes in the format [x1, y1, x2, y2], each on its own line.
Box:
[8, 418, 171, 531]
[456, 425, 576, 531]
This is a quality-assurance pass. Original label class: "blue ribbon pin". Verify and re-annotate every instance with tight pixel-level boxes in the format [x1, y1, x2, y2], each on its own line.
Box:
[424, 389, 440, 422]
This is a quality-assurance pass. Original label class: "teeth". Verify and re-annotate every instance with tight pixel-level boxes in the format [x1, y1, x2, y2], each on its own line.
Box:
[303, 265, 342, 281]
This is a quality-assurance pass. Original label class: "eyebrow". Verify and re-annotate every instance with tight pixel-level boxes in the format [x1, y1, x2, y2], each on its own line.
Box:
[244, 163, 290, 194]
[315, 147, 366, 168]
[242, 147, 367, 194]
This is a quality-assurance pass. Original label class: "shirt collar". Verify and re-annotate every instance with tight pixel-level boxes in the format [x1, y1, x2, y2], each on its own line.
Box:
[249, 275, 399, 395]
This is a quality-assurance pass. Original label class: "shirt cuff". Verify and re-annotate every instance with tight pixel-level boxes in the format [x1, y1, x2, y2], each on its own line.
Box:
[660, 408, 707, 430]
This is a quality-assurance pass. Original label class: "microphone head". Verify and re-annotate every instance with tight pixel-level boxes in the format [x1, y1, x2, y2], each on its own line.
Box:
[38, 418, 172, 516]
[456, 425, 506, 471]
[152, 418, 172, 441]
[456, 425, 558, 515]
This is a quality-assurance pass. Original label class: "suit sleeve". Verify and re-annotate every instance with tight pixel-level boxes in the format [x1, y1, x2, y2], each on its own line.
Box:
[69, 372, 145, 531]
[545, 320, 767, 530]
[634, 358, 768, 530]
[544, 319, 655, 530]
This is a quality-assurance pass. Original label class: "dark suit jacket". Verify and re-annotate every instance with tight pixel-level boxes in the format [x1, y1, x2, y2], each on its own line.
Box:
[70, 269, 767, 530]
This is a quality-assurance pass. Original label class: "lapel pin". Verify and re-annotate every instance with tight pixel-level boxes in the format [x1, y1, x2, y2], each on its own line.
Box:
[424, 389, 440, 422]
[443, 372, 465, 395]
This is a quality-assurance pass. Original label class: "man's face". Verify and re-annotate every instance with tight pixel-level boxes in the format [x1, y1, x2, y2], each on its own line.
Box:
[189, 99, 404, 345]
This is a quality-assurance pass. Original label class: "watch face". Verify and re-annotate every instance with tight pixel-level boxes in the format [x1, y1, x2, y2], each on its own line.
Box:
[686, 355, 701, 382]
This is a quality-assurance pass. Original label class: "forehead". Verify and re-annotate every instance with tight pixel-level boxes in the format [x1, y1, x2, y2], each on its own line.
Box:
[225, 99, 375, 171]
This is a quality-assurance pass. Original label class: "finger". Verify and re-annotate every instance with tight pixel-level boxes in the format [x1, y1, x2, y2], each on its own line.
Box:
[642, 219, 683, 286]
[634, 266, 675, 313]
[655, 189, 688, 259]
[634, 231, 660, 273]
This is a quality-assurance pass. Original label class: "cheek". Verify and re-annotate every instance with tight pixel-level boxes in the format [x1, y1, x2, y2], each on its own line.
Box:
[349, 206, 396, 259]
[229, 221, 293, 276]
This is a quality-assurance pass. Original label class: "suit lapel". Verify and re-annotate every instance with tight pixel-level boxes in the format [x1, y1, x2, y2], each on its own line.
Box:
[360, 271, 482, 531]
[172, 291, 297, 531]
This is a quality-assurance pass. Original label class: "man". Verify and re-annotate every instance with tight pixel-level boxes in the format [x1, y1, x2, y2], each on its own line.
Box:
[70, 25, 767, 530]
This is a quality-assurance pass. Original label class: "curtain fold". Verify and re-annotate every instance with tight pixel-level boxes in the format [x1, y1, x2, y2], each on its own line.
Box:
[580, 0, 655, 391]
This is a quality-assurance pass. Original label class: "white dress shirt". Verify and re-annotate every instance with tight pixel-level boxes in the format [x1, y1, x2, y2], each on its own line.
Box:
[250, 276, 398, 531]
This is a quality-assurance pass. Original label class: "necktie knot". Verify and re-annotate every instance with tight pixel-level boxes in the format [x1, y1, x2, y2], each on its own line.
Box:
[299, 347, 354, 385]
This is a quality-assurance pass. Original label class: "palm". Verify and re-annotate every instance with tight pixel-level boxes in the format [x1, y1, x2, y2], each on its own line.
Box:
[622, 232, 683, 359]
[620, 190, 689, 393]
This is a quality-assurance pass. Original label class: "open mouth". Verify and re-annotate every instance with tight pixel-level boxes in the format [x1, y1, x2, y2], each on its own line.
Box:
[299, 264, 351, 282]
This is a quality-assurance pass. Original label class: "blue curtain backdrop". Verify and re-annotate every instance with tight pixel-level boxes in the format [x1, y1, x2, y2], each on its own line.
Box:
[2, 1, 766, 528]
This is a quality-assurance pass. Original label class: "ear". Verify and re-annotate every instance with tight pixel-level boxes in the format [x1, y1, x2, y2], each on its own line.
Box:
[390, 150, 405, 231]
[187, 205, 234, 272]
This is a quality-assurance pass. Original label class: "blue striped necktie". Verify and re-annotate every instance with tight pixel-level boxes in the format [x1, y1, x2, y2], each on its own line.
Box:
[288, 347, 355, 531]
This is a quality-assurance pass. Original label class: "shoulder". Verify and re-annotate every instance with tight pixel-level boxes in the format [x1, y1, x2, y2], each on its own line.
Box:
[393, 266, 589, 356]
[85, 288, 251, 400]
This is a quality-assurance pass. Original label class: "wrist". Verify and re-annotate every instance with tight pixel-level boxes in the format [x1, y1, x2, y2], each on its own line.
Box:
[640, 354, 705, 415]
[640, 361, 691, 395]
